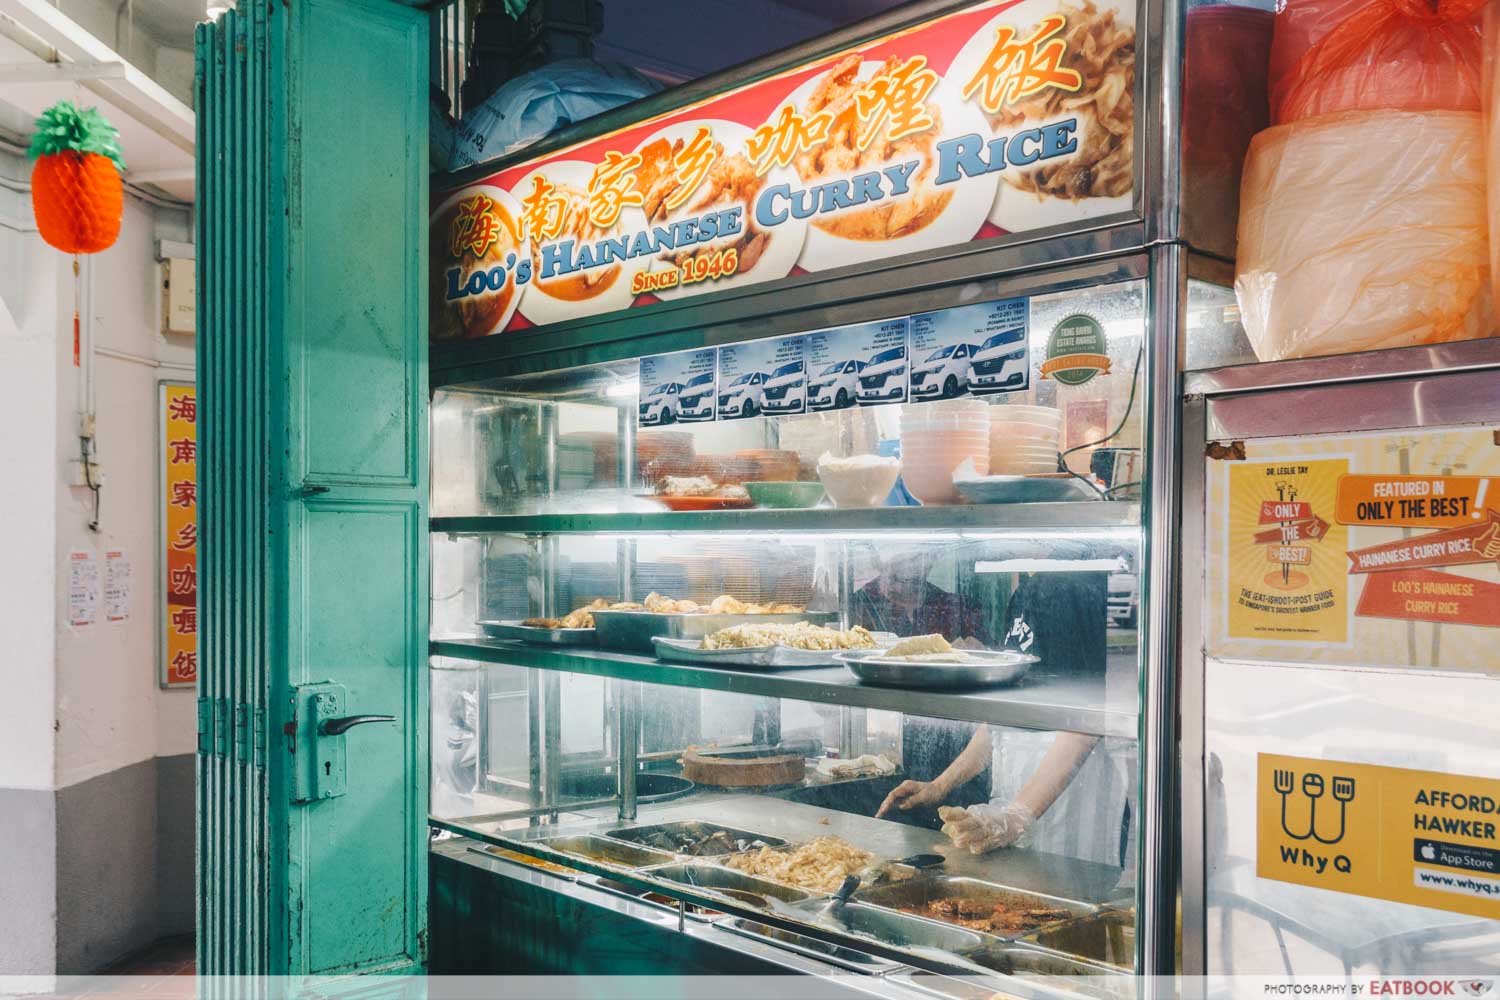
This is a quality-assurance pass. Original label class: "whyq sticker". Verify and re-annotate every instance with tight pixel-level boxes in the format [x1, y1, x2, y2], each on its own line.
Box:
[1041, 314, 1111, 386]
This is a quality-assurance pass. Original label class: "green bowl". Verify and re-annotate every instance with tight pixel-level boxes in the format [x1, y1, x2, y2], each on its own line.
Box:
[745, 481, 827, 509]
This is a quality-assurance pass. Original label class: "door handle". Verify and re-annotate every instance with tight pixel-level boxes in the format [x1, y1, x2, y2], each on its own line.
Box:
[319, 714, 396, 736]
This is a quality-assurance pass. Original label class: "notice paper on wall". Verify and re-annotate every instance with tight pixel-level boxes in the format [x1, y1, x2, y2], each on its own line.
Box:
[68, 549, 99, 628]
[104, 549, 131, 623]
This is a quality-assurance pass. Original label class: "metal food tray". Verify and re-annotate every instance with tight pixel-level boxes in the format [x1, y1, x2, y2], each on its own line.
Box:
[643, 862, 816, 907]
[653, 636, 853, 669]
[837, 649, 1038, 690]
[592, 609, 838, 654]
[590, 877, 722, 922]
[1019, 909, 1135, 972]
[477, 620, 596, 645]
[852, 876, 1093, 942]
[604, 820, 786, 857]
[717, 918, 902, 974]
[901, 946, 1131, 1000]
[789, 899, 987, 956]
[532, 834, 676, 870]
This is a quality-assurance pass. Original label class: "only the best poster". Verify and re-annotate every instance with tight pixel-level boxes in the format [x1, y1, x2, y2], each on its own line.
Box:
[1207, 425, 1500, 671]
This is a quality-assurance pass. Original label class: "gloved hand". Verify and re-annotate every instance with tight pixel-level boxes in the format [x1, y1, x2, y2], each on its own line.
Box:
[938, 802, 1036, 854]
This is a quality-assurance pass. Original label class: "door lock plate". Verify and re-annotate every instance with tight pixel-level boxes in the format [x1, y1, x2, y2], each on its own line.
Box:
[291, 682, 348, 802]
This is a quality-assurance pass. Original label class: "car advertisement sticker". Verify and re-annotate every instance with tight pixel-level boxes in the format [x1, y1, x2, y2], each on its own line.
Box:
[717, 335, 805, 421]
[639, 348, 717, 426]
[911, 297, 1029, 400]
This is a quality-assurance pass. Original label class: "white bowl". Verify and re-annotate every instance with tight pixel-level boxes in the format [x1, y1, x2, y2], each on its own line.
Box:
[817, 457, 902, 508]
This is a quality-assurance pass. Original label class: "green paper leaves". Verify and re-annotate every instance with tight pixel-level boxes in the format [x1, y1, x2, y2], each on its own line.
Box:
[26, 100, 126, 171]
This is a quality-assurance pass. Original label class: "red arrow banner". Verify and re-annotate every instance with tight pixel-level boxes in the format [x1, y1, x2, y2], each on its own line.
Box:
[1355, 569, 1500, 627]
[1253, 515, 1330, 546]
[1346, 511, 1500, 574]
[1259, 501, 1312, 525]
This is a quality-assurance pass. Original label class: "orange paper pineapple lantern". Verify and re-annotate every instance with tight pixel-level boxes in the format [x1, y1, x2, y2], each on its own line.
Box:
[27, 101, 125, 254]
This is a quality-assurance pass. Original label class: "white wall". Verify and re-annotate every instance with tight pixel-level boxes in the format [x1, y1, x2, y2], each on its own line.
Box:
[51, 192, 197, 787]
[0, 151, 61, 795]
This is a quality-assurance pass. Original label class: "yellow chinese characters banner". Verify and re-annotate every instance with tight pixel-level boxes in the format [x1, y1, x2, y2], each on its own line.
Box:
[161, 383, 197, 688]
[1258, 753, 1500, 921]
[431, 0, 1140, 339]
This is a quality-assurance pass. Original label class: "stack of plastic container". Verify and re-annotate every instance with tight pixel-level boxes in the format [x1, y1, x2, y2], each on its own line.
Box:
[899, 399, 990, 504]
[989, 405, 1062, 476]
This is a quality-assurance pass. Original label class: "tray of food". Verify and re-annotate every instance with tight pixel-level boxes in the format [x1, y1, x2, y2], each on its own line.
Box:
[852, 876, 1092, 941]
[837, 635, 1037, 690]
[680, 743, 812, 789]
[643, 863, 816, 908]
[531, 834, 677, 870]
[790, 899, 988, 956]
[604, 820, 785, 857]
[468, 844, 580, 878]
[718, 918, 902, 974]
[1018, 909, 1135, 972]
[590, 877, 723, 922]
[645, 476, 754, 511]
[478, 597, 642, 644]
[477, 620, 596, 645]
[653, 622, 889, 668]
[592, 592, 835, 653]
[724, 836, 876, 894]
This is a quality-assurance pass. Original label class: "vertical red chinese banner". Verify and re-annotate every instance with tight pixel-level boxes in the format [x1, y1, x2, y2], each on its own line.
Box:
[161, 383, 197, 688]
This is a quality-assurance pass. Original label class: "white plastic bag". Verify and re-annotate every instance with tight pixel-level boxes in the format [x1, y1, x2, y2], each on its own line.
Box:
[1235, 109, 1492, 361]
[448, 59, 659, 171]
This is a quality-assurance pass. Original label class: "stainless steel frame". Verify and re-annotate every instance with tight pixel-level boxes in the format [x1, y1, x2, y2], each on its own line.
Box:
[422, 0, 1241, 975]
[1176, 341, 1500, 976]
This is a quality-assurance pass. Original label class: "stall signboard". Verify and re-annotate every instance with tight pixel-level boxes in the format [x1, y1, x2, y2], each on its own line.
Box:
[911, 297, 1028, 400]
[1257, 753, 1500, 921]
[432, 0, 1137, 341]
[161, 382, 198, 688]
[639, 348, 717, 425]
[1207, 426, 1500, 671]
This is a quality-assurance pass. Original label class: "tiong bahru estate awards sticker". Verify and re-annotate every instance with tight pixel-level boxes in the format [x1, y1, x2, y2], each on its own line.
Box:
[1227, 458, 1351, 644]
[1040, 313, 1112, 386]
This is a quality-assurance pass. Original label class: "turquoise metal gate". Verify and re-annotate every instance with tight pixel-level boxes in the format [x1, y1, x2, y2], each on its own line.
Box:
[196, 0, 430, 976]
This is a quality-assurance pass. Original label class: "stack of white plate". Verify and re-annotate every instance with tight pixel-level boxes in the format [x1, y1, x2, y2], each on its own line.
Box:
[989, 405, 1062, 476]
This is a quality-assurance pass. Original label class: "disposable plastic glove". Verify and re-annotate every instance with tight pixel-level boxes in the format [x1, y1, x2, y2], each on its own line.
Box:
[937, 802, 1037, 854]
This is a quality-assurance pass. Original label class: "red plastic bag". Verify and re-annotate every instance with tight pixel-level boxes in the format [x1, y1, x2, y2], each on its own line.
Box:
[1270, 0, 1487, 123]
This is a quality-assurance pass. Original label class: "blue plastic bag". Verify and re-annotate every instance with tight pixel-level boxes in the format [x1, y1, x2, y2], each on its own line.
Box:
[449, 59, 660, 171]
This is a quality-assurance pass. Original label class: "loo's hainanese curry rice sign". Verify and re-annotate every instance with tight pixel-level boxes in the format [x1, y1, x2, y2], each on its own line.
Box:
[430, 0, 1137, 340]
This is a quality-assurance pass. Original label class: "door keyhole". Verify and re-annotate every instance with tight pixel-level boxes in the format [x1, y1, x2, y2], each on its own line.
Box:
[324, 761, 331, 776]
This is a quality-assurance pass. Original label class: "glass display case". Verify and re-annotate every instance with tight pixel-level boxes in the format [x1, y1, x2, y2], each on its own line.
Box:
[427, 270, 1164, 990]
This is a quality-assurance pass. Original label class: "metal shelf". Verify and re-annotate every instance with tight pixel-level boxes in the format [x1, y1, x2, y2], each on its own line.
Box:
[431, 637, 1139, 737]
[430, 501, 1140, 536]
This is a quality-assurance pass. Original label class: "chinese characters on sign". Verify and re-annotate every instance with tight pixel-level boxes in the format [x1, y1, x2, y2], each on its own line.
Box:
[433, 0, 1138, 339]
[162, 384, 197, 688]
